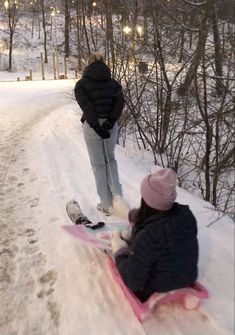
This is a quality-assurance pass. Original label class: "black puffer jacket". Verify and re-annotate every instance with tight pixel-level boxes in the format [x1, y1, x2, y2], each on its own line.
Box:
[115, 203, 198, 301]
[74, 60, 124, 128]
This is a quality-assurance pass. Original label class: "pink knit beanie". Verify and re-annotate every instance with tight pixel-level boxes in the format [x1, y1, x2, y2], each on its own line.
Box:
[140, 168, 177, 210]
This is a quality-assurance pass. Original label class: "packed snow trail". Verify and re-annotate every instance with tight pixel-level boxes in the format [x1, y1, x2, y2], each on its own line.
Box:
[0, 80, 234, 335]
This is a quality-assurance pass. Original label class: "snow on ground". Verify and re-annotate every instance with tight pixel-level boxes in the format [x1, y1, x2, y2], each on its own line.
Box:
[0, 78, 234, 335]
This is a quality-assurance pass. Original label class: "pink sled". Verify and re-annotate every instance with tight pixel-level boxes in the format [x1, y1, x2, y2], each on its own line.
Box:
[107, 256, 209, 321]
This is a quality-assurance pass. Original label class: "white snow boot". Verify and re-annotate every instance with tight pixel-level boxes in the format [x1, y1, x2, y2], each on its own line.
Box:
[97, 203, 113, 216]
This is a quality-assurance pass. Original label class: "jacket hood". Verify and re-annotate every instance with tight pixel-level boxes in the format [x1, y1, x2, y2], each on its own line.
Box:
[133, 203, 186, 234]
[83, 60, 111, 81]
[144, 203, 186, 223]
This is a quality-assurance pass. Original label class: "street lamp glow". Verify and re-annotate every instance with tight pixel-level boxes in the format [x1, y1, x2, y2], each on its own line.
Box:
[136, 25, 143, 36]
[123, 26, 132, 34]
[92, 2, 97, 6]
[4, 0, 9, 10]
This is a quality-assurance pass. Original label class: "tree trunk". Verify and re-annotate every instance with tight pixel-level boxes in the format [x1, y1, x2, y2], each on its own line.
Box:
[5, 3, 18, 71]
[76, 0, 82, 70]
[8, 30, 13, 70]
[41, 0, 48, 63]
[104, 0, 115, 73]
[81, 0, 90, 53]
[195, 55, 213, 202]
[177, 0, 212, 96]
[64, 0, 70, 57]
[212, 1, 224, 95]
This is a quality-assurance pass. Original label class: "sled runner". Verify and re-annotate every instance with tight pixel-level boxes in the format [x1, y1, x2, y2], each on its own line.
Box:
[107, 255, 208, 321]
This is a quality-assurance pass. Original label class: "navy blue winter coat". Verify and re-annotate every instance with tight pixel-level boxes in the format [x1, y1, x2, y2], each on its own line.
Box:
[115, 203, 198, 301]
[74, 60, 124, 129]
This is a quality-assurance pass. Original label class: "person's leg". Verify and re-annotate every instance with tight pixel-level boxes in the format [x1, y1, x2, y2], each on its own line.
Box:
[103, 123, 122, 198]
[83, 122, 112, 208]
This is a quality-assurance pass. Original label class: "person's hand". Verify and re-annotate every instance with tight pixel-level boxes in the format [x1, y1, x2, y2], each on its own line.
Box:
[102, 119, 115, 131]
[111, 231, 128, 254]
[93, 125, 110, 139]
[120, 229, 131, 241]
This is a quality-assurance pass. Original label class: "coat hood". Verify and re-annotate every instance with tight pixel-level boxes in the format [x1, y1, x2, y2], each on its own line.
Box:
[83, 60, 111, 81]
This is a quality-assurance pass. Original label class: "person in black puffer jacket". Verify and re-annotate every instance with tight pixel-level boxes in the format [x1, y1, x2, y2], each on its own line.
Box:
[74, 52, 128, 217]
[111, 168, 199, 302]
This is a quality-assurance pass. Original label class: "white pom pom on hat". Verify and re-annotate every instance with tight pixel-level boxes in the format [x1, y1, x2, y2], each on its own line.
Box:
[140, 168, 177, 210]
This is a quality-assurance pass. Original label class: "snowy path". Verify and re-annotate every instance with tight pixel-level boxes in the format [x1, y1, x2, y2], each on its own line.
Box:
[0, 80, 234, 335]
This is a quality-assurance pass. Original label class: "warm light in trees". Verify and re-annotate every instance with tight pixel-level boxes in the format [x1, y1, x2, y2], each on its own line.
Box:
[50, 6, 60, 16]
[123, 26, 132, 34]
[4, 0, 9, 9]
[136, 25, 143, 36]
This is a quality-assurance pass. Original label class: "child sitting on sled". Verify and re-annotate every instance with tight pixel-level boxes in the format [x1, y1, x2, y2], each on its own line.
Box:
[111, 168, 199, 302]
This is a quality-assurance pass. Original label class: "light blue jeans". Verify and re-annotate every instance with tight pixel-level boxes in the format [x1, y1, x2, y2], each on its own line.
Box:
[83, 120, 122, 208]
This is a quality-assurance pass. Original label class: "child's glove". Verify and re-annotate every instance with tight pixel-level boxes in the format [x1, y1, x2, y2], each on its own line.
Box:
[111, 231, 128, 254]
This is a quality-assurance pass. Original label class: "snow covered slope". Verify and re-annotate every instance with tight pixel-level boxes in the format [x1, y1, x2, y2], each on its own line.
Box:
[0, 79, 234, 335]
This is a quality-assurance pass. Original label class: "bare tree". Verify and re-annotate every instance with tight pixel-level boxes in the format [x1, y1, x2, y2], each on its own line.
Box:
[104, 0, 115, 71]
[211, 0, 224, 95]
[74, 0, 82, 70]
[64, 0, 71, 57]
[2, 0, 19, 70]
[177, 0, 212, 96]
[117, 0, 234, 215]
[40, 0, 48, 63]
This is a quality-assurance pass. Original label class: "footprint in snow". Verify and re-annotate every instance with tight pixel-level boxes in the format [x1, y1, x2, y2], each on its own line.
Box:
[37, 269, 58, 299]
[50, 217, 59, 222]
[25, 228, 36, 237]
[7, 176, 18, 183]
[30, 198, 40, 208]
[23, 168, 30, 173]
